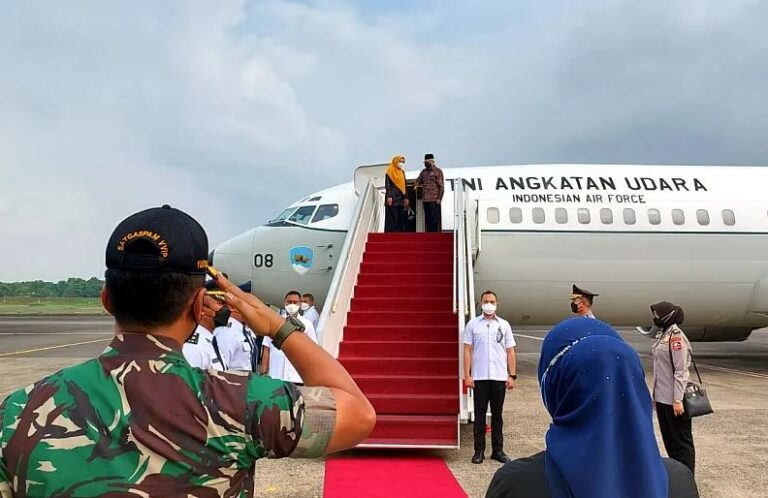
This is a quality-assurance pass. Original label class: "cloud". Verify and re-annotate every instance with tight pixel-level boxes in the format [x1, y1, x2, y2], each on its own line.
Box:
[1, 0, 767, 280]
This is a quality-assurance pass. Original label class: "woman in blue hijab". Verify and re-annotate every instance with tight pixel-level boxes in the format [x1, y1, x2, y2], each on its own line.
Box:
[486, 318, 698, 498]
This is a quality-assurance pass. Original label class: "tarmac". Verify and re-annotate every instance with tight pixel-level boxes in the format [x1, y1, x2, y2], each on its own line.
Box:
[1, 316, 767, 498]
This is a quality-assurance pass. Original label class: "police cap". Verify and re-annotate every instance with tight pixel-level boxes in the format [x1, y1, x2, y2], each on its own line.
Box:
[570, 284, 599, 300]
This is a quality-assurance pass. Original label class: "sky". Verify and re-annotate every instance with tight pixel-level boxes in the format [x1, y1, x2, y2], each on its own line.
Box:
[1, 0, 767, 281]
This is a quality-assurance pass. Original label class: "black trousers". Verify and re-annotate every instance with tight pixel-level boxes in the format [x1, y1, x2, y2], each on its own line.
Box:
[656, 402, 695, 474]
[473, 380, 506, 454]
[385, 203, 407, 232]
[423, 202, 441, 232]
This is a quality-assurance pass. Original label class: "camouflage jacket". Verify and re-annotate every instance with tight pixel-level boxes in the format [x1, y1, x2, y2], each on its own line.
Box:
[0, 333, 336, 497]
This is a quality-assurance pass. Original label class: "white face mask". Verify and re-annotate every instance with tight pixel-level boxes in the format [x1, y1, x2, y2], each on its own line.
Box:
[482, 303, 497, 315]
[285, 303, 300, 315]
[300, 303, 310, 312]
[398, 162, 405, 169]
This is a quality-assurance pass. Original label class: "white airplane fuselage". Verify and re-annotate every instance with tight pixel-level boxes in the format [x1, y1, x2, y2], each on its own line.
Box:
[212, 164, 768, 341]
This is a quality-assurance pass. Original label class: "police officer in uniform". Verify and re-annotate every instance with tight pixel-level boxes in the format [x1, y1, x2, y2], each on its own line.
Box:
[0, 205, 375, 497]
[650, 301, 696, 474]
[570, 284, 598, 319]
[463, 290, 517, 464]
[182, 295, 229, 370]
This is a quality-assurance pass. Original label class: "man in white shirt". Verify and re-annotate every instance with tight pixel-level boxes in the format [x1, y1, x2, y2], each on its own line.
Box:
[182, 296, 227, 370]
[570, 284, 598, 319]
[463, 290, 516, 465]
[301, 293, 320, 331]
[214, 309, 258, 372]
[262, 290, 318, 384]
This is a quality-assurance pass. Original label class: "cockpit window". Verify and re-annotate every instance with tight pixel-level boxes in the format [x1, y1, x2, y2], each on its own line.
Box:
[288, 205, 317, 225]
[272, 207, 296, 222]
[312, 204, 339, 223]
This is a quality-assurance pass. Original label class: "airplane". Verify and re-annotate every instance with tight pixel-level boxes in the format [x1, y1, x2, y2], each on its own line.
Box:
[210, 164, 768, 342]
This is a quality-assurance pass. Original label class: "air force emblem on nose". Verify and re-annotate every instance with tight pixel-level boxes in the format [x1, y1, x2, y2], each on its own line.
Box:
[289, 246, 314, 275]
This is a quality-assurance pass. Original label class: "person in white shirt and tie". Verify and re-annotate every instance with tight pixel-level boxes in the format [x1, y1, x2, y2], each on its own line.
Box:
[463, 290, 516, 465]
[570, 284, 598, 319]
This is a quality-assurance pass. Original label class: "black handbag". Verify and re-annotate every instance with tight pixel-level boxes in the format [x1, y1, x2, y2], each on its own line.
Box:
[669, 339, 714, 418]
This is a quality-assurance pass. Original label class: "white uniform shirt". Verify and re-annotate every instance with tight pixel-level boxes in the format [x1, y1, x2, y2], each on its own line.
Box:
[182, 325, 225, 371]
[262, 315, 317, 383]
[302, 306, 320, 331]
[463, 314, 516, 381]
[213, 318, 256, 371]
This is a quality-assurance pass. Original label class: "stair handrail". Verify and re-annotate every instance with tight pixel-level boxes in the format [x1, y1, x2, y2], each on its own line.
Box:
[317, 179, 382, 356]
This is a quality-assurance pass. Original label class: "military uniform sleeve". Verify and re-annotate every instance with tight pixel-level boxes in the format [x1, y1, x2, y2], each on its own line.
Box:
[0, 397, 13, 498]
[246, 376, 336, 459]
[670, 335, 688, 402]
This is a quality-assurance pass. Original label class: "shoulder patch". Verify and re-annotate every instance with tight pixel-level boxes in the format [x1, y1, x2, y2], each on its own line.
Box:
[672, 341, 683, 351]
[671, 336, 683, 343]
[186, 332, 199, 345]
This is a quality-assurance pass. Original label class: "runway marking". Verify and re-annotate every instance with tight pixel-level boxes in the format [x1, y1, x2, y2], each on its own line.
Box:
[515, 333, 544, 341]
[515, 333, 768, 379]
[0, 338, 112, 357]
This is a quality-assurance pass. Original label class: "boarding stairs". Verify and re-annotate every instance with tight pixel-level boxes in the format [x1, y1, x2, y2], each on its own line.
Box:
[318, 165, 480, 449]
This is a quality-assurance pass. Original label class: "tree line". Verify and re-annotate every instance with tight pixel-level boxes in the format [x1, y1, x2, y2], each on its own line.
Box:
[0, 278, 104, 298]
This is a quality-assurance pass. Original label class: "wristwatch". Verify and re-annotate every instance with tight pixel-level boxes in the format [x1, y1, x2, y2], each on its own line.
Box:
[509, 374, 517, 380]
[272, 316, 305, 350]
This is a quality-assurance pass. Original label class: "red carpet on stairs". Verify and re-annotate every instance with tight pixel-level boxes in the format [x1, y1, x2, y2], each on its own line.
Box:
[323, 455, 467, 498]
[338, 232, 459, 448]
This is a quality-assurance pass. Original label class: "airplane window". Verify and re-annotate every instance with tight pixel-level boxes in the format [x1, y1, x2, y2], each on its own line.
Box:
[672, 209, 685, 225]
[600, 208, 613, 225]
[487, 207, 500, 224]
[272, 207, 296, 222]
[623, 208, 636, 225]
[532, 208, 545, 224]
[648, 209, 661, 225]
[312, 204, 339, 223]
[288, 205, 317, 225]
[509, 208, 522, 224]
[697, 209, 710, 225]
[722, 209, 736, 226]
[577, 208, 590, 224]
[555, 208, 568, 224]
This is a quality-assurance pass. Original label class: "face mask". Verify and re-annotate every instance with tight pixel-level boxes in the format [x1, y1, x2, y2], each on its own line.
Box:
[300, 303, 310, 312]
[571, 302, 579, 314]
[481, 303, 497, 315]
[213, 307, 231, 328]
[285, 303, 300, 316]
[398, 162, 405, 169]
[653, 318, 666, 328]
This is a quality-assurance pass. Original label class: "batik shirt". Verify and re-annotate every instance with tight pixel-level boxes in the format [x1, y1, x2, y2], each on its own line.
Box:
[0, 333, 336, 498]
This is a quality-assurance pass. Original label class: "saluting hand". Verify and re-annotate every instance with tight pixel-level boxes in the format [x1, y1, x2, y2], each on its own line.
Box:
[214, 274, 284, 338]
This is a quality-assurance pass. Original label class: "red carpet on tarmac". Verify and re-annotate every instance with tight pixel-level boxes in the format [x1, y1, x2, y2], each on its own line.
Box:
[323, 455, 467, 498]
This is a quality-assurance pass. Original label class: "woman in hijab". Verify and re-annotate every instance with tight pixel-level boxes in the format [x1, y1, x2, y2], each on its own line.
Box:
[384, 155, 409, 232]
[486, 317, 698, 498]
[650, 301, 696, 474]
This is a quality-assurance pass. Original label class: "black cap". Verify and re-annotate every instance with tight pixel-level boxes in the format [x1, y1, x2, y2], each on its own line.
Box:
[571, 284, 599, 299]
[106, 205, 209, 274]
[424, 153, 435, 160]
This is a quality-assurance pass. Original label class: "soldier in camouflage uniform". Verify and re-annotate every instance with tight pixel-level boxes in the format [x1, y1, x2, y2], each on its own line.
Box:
[0, 205, 375, 497]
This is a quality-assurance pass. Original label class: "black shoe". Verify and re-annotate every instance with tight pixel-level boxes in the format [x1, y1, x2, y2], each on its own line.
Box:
[471, 452, 484, 464]
[490, 452, 511, 464]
